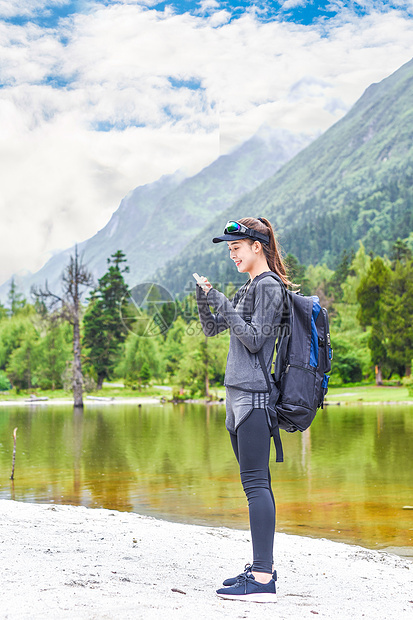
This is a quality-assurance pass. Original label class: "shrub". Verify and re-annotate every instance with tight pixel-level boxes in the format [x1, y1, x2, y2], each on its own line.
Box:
[0, 371, 11, 391]
[403, 374, 413, 397]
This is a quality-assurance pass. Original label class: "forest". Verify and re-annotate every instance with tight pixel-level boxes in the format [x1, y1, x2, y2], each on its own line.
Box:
[0, 240, 412, 400]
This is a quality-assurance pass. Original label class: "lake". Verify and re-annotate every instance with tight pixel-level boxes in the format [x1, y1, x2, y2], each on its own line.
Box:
[0, 401, 412, 558]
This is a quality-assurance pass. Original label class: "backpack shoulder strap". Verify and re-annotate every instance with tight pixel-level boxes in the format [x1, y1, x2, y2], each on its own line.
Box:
[244, 270, 287, 316]
[250, 271, 291, 384]
[253, 270, 284, 288]
[251, 272, 290, 464]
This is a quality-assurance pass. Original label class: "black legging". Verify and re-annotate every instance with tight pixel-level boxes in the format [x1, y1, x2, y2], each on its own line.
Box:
[230, 408, 275, 574]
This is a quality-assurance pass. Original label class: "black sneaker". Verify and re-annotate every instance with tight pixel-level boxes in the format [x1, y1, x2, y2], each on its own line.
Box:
[223, 566, 277, 587]
[222, 563, 252, 587]
[216, 570, 277, 603]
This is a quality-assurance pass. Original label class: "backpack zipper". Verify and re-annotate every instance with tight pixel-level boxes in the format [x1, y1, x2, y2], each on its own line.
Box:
[285, 363, 316, 375]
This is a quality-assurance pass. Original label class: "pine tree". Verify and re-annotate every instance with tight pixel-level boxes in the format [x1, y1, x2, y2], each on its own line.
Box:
[83, 250, 130, 389]
[7, 277, 26, 316]
[356, 256, 391, 384]
[382, 259, 413, 376]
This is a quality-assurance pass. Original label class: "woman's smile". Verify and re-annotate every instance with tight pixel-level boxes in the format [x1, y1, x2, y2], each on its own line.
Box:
[228, 241, 258, 274]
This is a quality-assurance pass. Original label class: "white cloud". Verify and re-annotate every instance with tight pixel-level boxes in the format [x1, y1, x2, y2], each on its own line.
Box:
[0, 0, 69, 19]
[280, 0, 308, 9]
[0, 22, 64, 87]
[198, 0, 221, 12]
[207, 9, 231, 26]
[113, 1, 160, 5]
[0, 3, 413, 283]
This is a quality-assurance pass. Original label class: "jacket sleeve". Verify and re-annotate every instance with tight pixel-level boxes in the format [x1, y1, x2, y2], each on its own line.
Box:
[205, 278, 283, 353]
[195, 284, 230, 336]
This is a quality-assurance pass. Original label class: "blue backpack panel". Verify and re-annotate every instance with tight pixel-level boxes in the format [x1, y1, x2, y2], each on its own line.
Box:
[253, 272, 333, 462]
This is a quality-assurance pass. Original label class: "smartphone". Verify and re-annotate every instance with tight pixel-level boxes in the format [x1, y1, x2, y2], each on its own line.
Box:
[192, 273, 203, 284]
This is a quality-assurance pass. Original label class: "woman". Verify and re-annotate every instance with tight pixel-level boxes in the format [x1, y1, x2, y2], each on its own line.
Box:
[195, 217, 291, 603]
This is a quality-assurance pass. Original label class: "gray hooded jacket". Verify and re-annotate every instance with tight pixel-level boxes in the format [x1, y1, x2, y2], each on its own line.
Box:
[196, 272, 284, 392]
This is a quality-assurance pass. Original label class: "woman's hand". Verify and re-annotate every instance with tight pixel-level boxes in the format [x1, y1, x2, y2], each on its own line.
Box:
[197, 275, 212, 294]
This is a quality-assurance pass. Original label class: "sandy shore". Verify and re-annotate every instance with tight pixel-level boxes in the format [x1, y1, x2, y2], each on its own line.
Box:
[0, 501, 411, 619]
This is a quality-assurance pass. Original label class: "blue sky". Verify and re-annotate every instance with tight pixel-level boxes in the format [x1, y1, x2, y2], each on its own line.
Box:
[0, 0, 412, 282]
[6, 1, 413, 26]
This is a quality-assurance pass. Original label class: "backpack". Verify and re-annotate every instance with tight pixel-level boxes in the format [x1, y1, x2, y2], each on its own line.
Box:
[251, 272, 333, 462]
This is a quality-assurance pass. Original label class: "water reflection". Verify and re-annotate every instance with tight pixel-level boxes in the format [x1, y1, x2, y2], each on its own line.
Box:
[0, 402, 412, 556]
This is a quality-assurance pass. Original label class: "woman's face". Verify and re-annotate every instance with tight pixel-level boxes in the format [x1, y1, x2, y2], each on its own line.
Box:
[227, 239, 260, 274]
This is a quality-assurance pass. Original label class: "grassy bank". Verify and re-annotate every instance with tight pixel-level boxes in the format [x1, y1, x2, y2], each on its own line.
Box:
[1, 383, 412, 405]
[0, 383, 170, 402]
[326, 384, 413, 404]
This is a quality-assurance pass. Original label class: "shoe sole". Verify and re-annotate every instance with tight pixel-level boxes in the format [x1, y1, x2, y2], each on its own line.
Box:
[216, 592, 277, 603]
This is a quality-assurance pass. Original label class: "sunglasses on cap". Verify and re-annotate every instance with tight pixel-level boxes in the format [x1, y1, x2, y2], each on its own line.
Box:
[224, 221, 270, 244]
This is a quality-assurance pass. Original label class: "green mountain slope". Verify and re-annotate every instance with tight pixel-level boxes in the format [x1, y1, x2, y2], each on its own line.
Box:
[157, 58, 413, 295]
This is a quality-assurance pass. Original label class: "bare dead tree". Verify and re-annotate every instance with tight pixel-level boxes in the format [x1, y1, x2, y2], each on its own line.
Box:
[32, 246, 94, 407]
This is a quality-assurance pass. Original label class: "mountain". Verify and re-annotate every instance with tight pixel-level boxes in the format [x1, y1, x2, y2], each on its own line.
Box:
[0, 126, 311, 301]
[156, 58, 413, 295]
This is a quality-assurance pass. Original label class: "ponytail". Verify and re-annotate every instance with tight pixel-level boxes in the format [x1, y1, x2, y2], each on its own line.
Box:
[238, 216, 292, 287]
